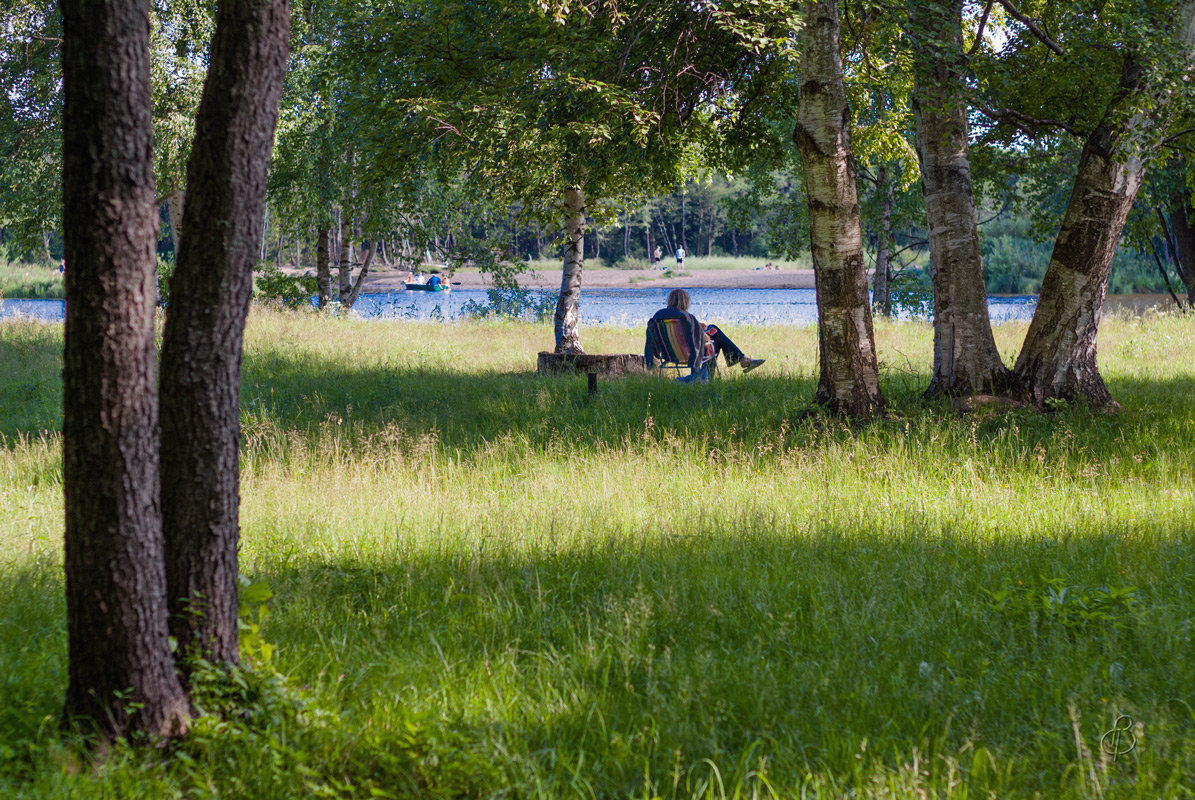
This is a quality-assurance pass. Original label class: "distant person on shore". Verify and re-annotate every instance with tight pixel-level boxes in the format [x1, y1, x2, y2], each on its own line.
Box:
[675, 246, 686, 268]
[645, 288, 765, 382]
[654, 246, 662, 267]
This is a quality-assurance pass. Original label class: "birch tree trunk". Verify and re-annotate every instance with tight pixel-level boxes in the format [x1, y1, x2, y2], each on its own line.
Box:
[873, 164, 893, 317]
[159, 0, 291, 667]
[911, 0, 1009, 396]
[1015, 4, 1195, 405]
[316, 225, 332, 306]
[61, 0, 189, 739]
[553, 185, 585, 354]
[792, 0, 883, 418]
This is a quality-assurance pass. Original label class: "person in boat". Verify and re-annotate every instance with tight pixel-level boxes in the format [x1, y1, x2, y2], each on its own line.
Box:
[407, 269, 425, 285]
[644, 288, 765, 381]
[426, 273, 443, 288]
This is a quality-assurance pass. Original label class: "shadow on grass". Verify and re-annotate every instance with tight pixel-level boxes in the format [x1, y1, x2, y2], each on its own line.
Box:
[241, 346, 1195, 470]
[3, 521, 1194, 795]
[0, 323, 63, 440]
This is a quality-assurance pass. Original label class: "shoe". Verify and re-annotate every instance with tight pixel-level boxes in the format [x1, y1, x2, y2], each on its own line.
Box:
[740, 357, 765, 373]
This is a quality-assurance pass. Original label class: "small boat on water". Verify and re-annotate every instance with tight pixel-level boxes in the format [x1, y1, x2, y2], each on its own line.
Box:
[403, 282, 450, 292]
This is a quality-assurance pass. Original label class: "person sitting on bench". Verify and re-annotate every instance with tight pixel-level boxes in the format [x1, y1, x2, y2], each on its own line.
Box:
[644, 289, 765, 379]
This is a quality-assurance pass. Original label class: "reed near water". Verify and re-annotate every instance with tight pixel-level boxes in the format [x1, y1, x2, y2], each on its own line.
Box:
[1, 309, 1193, 798]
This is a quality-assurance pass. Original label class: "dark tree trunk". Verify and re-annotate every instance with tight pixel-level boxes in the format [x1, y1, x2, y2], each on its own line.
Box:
[159, 0, 291, 667]
[554, 185, 586, 353]
[338, 214, 353, 304]
[1169, 187, 1195, 304]
[344, 238, 376, 310]
[793, 0, 883, 418]
[644, 201, 653, 262]
[873, 164, 893, 317]
[61, 0, 189, 739]
[911, 0, 1009, 396]
[680, 186, 688, 252]
[316, 225, 332, 306]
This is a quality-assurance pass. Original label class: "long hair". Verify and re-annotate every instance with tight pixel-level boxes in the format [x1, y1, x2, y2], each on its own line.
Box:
[666, 288, 690, 311]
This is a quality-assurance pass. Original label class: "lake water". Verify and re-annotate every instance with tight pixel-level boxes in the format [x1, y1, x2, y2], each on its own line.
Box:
[1, 288, 1039, 326]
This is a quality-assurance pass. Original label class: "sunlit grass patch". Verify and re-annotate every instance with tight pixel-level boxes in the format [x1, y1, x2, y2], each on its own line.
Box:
[2, 309, 1195, 797]
[0, 261, 64, 300]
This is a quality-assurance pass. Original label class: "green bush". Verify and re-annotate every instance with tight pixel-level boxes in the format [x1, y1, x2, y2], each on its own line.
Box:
[254, 263, 317, 309]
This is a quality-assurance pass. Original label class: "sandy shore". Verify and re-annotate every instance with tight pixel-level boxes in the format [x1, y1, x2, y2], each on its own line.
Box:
[351, 265, 817, 292]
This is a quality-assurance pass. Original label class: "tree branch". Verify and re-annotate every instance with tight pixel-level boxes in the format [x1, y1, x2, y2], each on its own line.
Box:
[1148, 231, 1188, 313]
[974, 101, 1083, 137]
[997, 0, 1065, 55]
[968, 0, 995, 57]
[1162, 126, 1195, 144]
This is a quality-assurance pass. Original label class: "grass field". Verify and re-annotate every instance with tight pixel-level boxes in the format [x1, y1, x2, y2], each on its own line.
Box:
[2, 310, 1194, 798]
[0, 261, 64, 300]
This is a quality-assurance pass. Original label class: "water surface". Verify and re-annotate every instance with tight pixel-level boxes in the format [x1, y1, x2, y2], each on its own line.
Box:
[2, 289, 1039, 326]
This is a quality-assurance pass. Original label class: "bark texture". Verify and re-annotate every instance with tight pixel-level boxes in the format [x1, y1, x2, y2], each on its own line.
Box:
[60, 0, 189, 739]
[911, 0, 1009, 396]
[1012, 114, 1147, 406]
[316, 225, 332, 306]
[792, 0, 883, 418]
[554, 186, 586, 354]
[1014, 4, 1195, 405]
[159, 0, 291, 666]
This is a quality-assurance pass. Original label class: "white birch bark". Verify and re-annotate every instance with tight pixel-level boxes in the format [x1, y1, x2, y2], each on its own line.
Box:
[1014, 1, 1195, 406]
[792, 0, 882, 417]
[911, 0, 1009, 396]
[553, 185, 586, 354]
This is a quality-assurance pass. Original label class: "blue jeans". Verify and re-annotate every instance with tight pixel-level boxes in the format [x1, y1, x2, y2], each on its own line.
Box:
[676, 363, 710, 384]
[704, 325, 745, 365]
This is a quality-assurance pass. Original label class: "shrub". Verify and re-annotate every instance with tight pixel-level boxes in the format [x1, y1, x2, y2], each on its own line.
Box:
[462, 286, 557, 321]
[255, 263, 317, 309]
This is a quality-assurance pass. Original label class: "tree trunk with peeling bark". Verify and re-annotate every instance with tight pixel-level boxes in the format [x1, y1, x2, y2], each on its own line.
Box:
[554, 186, 586, 354]
[159, 0, 291, 667]
[1013, 111, 1148, 407]
[792, 0, 883, 418]
[911, 0, 1009, 396]
[1015, 4, 1195, 406]
[61, 0, 189, 739]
